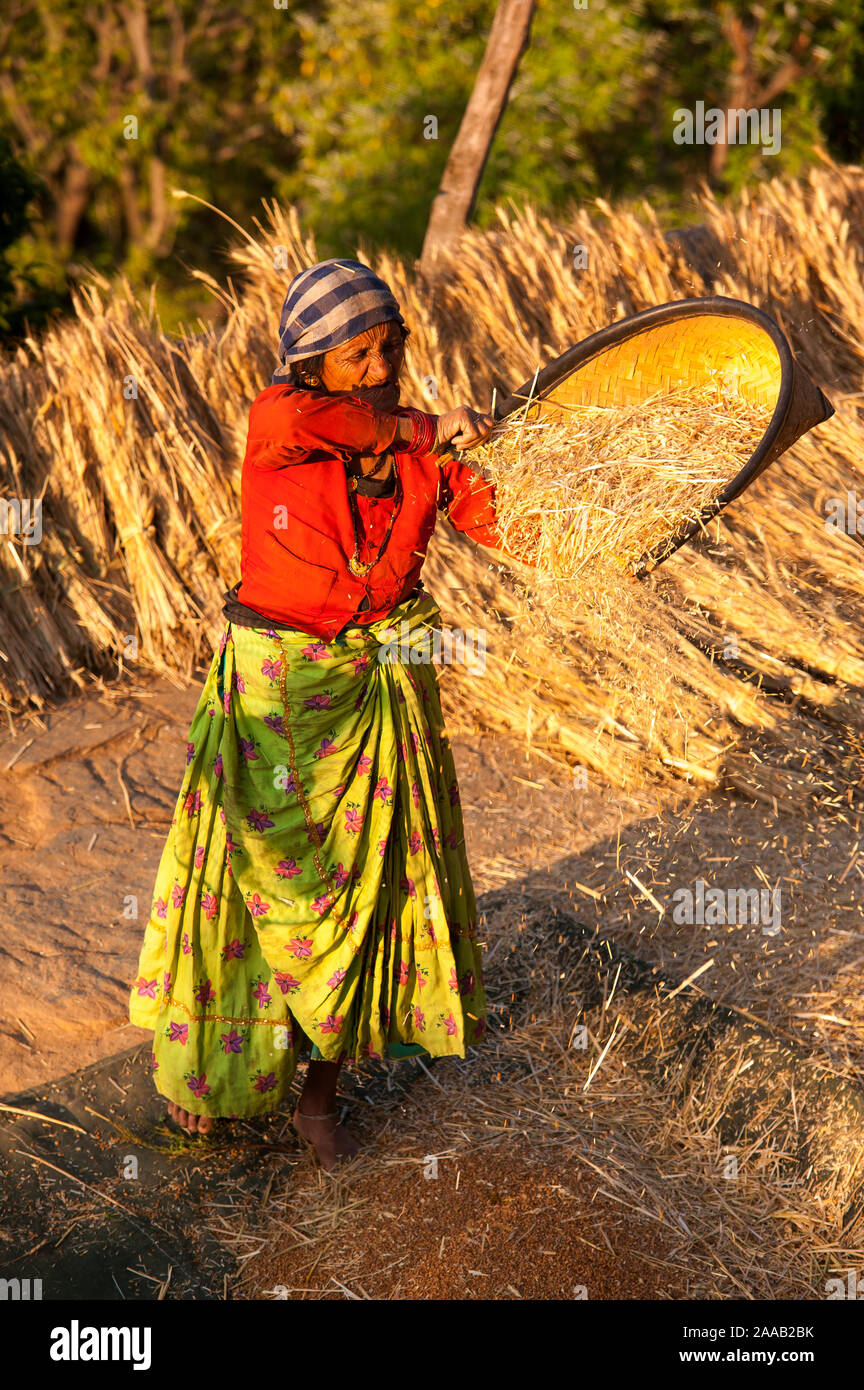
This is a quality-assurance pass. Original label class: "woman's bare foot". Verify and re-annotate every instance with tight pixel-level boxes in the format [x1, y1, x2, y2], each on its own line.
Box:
[166, 1100, 215, 1135]
[293, 1105, 360, 1172]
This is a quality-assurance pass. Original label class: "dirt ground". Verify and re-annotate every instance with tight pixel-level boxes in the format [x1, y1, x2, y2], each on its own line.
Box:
[0, 1029, 690, 1302]
[241, 1139, 689, 1301]
[2, 663, 863, 1301]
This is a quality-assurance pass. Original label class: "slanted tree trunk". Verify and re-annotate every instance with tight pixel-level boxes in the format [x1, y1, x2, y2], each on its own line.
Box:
[419, 0, 535, 273]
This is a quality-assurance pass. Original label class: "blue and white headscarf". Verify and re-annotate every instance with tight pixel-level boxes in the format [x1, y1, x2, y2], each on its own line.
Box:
[272, 259, 407, 384]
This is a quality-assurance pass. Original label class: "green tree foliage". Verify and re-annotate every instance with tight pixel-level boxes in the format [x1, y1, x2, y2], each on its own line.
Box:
[0, 133, 60, 334]
[0, 0, 300, 330]
[271, 0, 498, 257]
[0, 0, 862, 338]
[643, 0, 864, 191]
[282, 0, 864, 249]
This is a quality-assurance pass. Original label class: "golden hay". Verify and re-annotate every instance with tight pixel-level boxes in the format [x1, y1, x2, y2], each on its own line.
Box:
[0, 157, 862, 807]
[476, 387, 766, 578]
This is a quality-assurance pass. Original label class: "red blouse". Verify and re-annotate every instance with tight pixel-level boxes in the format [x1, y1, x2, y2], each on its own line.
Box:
[236, 384, 527, 640]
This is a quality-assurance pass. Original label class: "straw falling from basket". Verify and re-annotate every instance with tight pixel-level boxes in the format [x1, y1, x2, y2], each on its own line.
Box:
[476, 387, 766, 580]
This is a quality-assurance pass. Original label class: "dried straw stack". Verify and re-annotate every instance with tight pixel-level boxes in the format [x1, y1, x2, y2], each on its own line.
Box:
[0, 161, 862, 809]
[0, 276, 240, 713]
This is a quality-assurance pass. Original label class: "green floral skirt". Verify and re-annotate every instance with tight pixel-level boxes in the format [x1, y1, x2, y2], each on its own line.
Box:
[129, 588, 487, 1116]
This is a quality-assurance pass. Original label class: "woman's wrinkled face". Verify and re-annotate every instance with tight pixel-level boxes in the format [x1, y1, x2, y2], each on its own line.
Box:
[320, 320, 406, 413]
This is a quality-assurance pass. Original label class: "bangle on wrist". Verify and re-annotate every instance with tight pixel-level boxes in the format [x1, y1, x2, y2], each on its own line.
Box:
[400, 408, 438, 456]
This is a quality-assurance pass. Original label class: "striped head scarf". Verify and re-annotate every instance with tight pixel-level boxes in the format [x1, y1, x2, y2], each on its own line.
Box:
[272, 259, 407, 384]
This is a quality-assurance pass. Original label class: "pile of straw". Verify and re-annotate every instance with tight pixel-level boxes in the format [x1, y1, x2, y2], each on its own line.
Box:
[0, 159, 862, 811]
[477, 387, 765, 577]
[217, 896, 864, 1300]
[0, 278, 238, 712]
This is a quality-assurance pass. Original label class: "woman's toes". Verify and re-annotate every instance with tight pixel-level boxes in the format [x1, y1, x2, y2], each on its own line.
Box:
[166, 1102, 215, 1135]
[334, 1126, 360, 1160]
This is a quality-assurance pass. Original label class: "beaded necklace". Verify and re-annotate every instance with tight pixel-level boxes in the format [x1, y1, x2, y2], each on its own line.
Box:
[345, 454, 402, 577]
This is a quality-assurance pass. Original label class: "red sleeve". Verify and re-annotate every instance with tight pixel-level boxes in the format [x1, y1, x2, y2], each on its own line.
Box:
[246, 385, 399, 468]
[436, 452, 538, 566]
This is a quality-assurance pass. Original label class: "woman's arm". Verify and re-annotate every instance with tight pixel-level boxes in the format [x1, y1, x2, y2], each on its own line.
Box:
[247, 385, 401, 467]
[403, 402, 536, 563]
[248, 388, 493, 469]
[436, 451, 538, 567]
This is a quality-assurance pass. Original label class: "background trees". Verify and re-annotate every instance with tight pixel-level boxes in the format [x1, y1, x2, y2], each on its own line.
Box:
[1, 0, 862, 338]
[0, 0, 298, 330]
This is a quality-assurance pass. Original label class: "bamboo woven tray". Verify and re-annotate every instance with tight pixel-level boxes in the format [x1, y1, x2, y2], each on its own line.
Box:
[491, 296, 835, 576]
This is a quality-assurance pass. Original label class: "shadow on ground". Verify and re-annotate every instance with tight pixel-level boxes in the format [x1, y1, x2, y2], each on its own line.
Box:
[4, 887, 864, 1299]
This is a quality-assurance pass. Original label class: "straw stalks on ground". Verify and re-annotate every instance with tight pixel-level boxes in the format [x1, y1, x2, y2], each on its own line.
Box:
[213, 898, 864, 1300]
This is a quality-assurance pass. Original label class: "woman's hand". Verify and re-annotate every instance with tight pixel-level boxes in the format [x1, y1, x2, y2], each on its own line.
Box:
[434, 406, 495, 453]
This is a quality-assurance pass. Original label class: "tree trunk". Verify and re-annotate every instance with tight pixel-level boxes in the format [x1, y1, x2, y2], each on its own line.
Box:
[710, 8, 816, 183]
[419, 0, 535, 273]
[56, 154, 92, 257]
[710, 12, 756, 183]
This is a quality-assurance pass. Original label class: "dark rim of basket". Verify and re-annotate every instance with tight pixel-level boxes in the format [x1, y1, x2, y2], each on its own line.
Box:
[492, 296, 799, 577]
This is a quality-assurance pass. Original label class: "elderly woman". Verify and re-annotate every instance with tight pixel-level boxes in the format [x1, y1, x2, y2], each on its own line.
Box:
[129, 258, 529, 1170]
